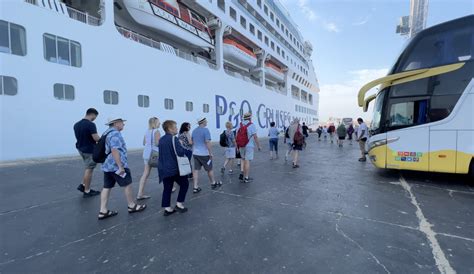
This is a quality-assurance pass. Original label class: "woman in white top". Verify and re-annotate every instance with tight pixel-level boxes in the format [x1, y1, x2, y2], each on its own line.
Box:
[137, 117, 161, 200]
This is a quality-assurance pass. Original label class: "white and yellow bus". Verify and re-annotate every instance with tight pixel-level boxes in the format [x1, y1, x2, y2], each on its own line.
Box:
[358, 15, 474, 175]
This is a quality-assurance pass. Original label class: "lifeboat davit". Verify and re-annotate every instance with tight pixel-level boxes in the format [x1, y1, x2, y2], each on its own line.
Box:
[265, 61, 285, 82]
[223, 38, 257, 70]
[122, 0, 213, 50]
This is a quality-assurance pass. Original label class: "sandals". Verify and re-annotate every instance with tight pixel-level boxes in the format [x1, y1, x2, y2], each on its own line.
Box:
[128, 204, 147, 213]
[136, 195, 151, 201]
[98, 210, 118, 220]
[193, 187, 202, 193]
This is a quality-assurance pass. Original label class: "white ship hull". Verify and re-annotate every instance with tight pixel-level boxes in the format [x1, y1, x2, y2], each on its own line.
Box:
[0, 1, 319, 161]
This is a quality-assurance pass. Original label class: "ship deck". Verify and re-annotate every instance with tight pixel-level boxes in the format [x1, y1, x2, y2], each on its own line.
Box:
[1, 135, 473, 273]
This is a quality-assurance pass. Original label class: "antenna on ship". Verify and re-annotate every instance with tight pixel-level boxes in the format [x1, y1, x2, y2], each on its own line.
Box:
[396, 0, 429, 38]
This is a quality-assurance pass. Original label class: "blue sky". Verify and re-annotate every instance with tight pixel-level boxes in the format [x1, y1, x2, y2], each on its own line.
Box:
[280, 0, 473, 122]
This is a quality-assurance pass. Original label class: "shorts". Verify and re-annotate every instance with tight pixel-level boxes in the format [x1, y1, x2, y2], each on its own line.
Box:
[239, 147, 254, 161]
[269, 138, 278, 151]
[103, 168, 132, 189]
[79, 151, 97, 169]
[225, 147, 236, 159]
[338, 136, 345, 140]
[194, 155, 212, 171]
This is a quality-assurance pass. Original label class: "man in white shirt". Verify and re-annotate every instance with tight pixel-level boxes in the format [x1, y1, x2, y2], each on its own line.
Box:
[356, 118, 368, 162]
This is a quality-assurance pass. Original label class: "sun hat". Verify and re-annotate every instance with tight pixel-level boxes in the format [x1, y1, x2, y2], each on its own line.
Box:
[105, 117, 126, 125]
[197, 117, 207, 124]
[243, 112, 252, 120]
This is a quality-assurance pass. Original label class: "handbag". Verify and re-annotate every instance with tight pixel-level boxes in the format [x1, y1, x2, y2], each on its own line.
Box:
[172, 136, 192, 176]
[148, 130, 159, 168]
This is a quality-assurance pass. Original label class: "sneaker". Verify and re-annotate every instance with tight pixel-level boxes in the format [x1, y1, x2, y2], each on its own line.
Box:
[83, 189, 101, 198]
[220, 167, 225, 174]
[77, 184, 85, 193]
[228, 169, 233, 174]
[239, 173, 244, 180]
[211, 182, 218, 189]
[163, 209, 176, 216]
[358, 157, 367, 162]
[243, 177, 253, 183]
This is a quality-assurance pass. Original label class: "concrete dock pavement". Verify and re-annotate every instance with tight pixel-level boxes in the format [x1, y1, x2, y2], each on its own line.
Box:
[1, 134, 473, 273]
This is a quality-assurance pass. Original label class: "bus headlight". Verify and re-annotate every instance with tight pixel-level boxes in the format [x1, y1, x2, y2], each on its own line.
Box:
[368, 137, 399, 151]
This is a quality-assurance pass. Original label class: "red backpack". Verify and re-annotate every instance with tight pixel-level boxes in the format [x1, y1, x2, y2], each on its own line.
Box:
[236, 122, 252, 148]
[293, 125, 305, 146]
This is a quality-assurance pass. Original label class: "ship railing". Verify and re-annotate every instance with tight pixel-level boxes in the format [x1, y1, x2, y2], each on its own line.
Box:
[24, 0, 101, 26]
[116, 25, 216, 69]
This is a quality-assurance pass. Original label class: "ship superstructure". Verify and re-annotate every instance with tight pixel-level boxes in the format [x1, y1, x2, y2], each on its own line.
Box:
[1, 0, 319, 161]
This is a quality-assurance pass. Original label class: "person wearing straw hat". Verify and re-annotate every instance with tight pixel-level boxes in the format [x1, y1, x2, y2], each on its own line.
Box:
[191, 117, 221, 193]
[236, 112, 261, 183]
[98, 117, 147, 220]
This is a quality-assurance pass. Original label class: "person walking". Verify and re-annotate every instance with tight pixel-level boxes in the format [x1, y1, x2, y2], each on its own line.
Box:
[323, 126, 328, 140]
[288, 118, 304, 168]
[268, 122, 279, 159]
[347, 124, 354, 145]
[221, 121, 237, 174]
[73, 108, 101, 198]
[98, 117, 146, 220]
[284, 125, 293, 161]
[178, 122, 193, 178]
[302, 122, 309, 138]
[137, 117, 161, 200]
[336, 123, 347, 148]
[316, 126, 323, 141]
[236, 112, 261, 183]
[356, 118, 369, 162]
[158, 120, 190, 216]
[191, 117, 220, 193]
[328, 124, 336, 144]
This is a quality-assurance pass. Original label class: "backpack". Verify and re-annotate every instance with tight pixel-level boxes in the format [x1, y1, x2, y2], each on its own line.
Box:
[293, 126, 305, 146]
[236, 122, 252, 148]
[92, 131, 112, 163]
[219, 130, 228, 147]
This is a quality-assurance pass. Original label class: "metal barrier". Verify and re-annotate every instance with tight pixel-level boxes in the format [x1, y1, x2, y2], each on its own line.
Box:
[24, 0, 101, 26]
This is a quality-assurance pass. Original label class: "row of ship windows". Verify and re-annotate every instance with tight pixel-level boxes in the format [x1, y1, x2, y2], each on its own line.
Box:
[295, 104, 317, 116]
[0, 75, 212, 112]
[1, 20, 82, 68]
[217, 1, 308, 76]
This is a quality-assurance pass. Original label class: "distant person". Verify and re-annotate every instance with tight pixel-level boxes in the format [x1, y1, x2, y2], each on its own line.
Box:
[356, 118, 368, 162]
[221, 121, 236, 174]
[316, 126, 323, 141]
[284, 125, 293, 161]
[137, 117, 161, 200]
[288, 118, 304, 168]
[328, 124, 336, 144]
[236, 112, 261, 183]
[323, 126, 328, 140]
[302, 122, 309, 138]
[347, 124, 354, 145]
[268, 121, 279, 159]
[158, 120, 190, 216]
[336, 123, 347, 148]
[73, 108, 101, 198]
[98, 117, 146, 220]
[191, 117, 220, 193]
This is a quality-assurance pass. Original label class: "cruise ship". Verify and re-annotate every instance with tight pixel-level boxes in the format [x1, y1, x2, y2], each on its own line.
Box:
[0, 0, 320, 161]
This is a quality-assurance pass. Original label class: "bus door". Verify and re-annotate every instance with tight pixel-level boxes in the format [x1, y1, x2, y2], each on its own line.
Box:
[385, 97, 430, 171]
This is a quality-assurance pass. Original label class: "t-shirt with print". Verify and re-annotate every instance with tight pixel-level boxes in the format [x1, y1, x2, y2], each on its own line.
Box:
[192, 126, 211, 156]
[268, 127, 279, 139]
[241, 121, 257, 148]
[73, 119, 97, 154]
[225, 129, 235, 148]
[101, 128, 128, 172]
[357, 122, 368, 140]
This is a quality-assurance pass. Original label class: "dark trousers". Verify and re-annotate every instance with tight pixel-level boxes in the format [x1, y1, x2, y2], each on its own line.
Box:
[162, 175, 189, 208]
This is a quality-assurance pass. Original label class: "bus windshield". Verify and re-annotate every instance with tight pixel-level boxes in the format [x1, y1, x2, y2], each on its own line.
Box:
[370, 89, 386, 133]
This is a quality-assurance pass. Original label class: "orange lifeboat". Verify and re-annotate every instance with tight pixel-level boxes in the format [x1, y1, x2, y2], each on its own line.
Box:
[223, 37, 258, 69]
[265, 60, 285, 82]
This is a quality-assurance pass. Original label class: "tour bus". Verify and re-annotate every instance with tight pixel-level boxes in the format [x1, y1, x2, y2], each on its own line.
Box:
[357, 15, 474, 175]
